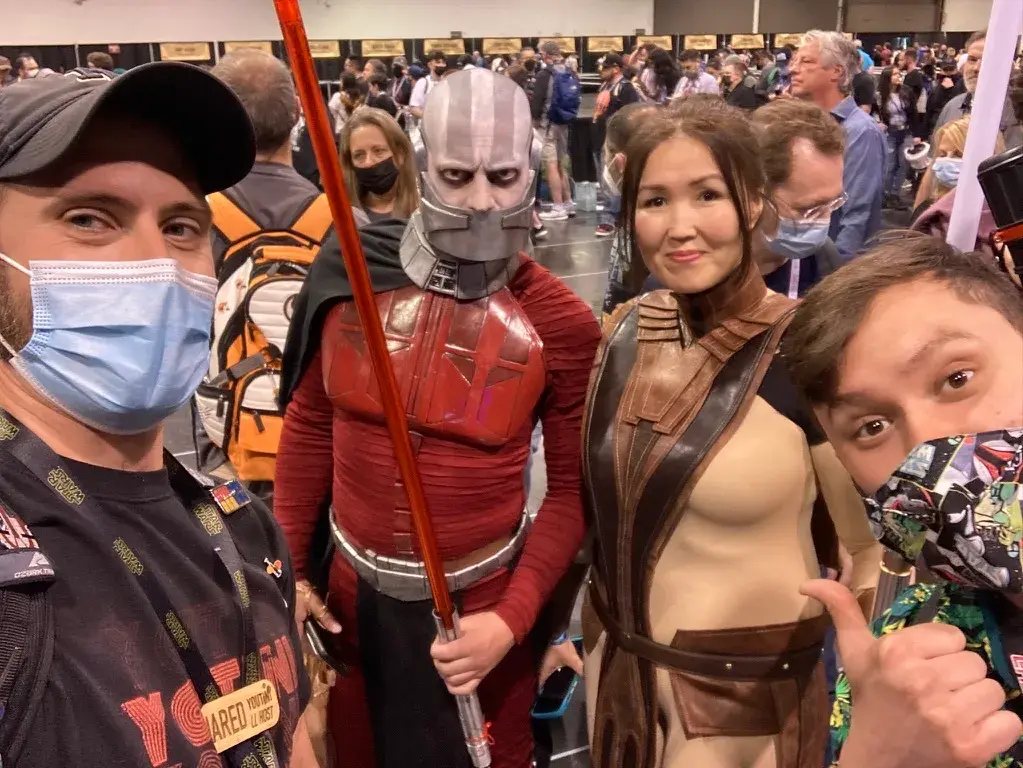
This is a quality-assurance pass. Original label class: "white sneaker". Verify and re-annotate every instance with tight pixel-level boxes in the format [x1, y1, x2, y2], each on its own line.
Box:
[565, 200, 577, 217]
[539, 207, 568, 222]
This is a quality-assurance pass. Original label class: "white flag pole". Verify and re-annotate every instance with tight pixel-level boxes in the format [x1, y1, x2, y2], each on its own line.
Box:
[946, 0, 1023, 252]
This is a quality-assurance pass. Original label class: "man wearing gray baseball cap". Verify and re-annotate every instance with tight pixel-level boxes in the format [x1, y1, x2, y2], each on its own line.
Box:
[0, 63, 317, 767]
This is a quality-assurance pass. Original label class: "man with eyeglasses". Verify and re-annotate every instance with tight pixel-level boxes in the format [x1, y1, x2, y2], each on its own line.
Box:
[752, 99, 849, 297]
[791, 31, 885, 263]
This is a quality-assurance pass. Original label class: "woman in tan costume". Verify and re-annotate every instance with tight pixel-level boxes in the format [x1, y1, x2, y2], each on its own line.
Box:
[582, 98, 881, 768]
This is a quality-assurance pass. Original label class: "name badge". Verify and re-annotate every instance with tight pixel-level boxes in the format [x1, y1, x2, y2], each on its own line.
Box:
[201, 678, 280, 754]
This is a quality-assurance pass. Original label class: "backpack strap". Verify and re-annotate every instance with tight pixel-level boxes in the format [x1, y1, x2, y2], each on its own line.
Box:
[208, 192, 262, 244]
[0, 497, 55, 766]
[290, 194, 334, 244]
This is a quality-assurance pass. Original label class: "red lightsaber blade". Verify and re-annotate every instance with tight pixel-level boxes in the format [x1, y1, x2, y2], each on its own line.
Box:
[271, 2, 491, 765]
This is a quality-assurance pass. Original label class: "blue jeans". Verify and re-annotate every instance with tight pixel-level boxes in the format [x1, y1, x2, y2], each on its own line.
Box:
[885, 128, 910, 197]
[599, 192, 621, 229]
[595, 147, 622, 228]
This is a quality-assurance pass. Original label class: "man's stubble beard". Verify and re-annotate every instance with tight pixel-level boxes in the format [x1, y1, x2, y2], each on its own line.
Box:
[0, 268, 32, 362]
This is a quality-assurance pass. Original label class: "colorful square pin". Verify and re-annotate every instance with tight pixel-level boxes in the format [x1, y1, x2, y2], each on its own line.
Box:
[211, 480, 252, 515]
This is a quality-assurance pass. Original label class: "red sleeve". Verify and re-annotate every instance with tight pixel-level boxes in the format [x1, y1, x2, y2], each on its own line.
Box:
[494, 260, 601, 642]
[273, 349, 335, 579]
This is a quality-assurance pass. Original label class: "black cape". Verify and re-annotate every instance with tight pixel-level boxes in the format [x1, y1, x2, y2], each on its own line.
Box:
[279, 217, 413, 407]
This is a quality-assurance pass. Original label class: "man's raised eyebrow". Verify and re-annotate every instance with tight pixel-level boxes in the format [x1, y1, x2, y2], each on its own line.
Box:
[163, 199, 212, 225]
[899, 330, 979, 374]
[43, 192, 135, 217]
[828, 390, 885, 413]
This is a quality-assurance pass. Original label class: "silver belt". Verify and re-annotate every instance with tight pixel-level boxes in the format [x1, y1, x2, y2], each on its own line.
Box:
[330, 509, 531, 602]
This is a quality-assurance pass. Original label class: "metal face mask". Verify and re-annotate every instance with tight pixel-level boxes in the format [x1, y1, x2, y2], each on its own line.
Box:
[866, 430, 1023, 592]
[418, 68, 536, 263]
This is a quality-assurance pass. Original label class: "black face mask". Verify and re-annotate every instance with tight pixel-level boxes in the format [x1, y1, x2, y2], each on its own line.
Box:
[354, 157, 399, 196]
[392, 64, 405, 78]
[434, 65, 447, 76]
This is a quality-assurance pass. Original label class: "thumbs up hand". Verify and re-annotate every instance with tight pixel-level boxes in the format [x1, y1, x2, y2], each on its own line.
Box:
[801, 579, 1022, 768]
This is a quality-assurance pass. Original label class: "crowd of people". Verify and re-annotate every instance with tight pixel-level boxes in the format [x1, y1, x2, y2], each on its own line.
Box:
[0, 18, 1021, 768]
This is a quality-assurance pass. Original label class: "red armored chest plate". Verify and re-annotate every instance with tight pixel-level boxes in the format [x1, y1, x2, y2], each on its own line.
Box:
[322, 285, 546, 448]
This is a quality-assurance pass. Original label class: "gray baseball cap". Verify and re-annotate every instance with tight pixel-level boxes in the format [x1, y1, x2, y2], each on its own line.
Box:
[0, 63, 255, 193]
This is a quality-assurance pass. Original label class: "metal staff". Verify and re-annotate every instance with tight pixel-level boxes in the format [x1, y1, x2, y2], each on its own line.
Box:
[872, 551, 913, 622]
[946, 0, 1023, 252]
[271, 2, 491, 765]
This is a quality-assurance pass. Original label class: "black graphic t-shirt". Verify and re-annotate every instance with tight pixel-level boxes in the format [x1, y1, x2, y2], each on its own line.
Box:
[0, 456, 310, 767]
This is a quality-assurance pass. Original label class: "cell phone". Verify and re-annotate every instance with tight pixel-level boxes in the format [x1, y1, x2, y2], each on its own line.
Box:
[304, 621, 348, 676]
[531, 638, 583, 720]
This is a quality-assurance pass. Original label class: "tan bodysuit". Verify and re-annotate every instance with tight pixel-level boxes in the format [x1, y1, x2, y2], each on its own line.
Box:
[581, 264, 880, 768]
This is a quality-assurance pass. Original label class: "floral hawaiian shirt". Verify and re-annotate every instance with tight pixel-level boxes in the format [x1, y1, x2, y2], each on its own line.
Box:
[830, 582, 1023, 767]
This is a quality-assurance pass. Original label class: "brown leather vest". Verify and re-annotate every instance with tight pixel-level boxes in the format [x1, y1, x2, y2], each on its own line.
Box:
[583, 266, 838, 768]
[321, 284, 546, 449]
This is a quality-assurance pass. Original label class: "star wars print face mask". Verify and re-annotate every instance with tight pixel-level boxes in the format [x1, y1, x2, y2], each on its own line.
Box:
[866, 429, 1023, 592]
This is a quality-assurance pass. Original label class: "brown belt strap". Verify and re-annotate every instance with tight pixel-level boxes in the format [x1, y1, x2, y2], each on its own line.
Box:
[589, 585, 825, 681]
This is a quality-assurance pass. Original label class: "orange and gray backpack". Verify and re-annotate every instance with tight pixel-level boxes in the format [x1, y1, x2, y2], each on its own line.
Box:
[194, 192, 333, 483]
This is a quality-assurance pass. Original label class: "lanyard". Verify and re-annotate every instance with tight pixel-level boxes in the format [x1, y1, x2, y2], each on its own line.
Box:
[0, 410, 280, 768]
[786, 260, 801, 299]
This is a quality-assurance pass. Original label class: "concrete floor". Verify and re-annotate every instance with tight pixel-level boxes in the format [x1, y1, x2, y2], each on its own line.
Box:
[164, 205, 913, 767]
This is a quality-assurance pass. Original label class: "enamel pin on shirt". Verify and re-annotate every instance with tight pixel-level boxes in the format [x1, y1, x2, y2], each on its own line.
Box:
[0, 501, 56, 588]
[211, 480, 252, 515]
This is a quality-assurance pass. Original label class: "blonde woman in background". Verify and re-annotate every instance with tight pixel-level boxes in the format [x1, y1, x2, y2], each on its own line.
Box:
[338, 107, 420, 222]
[912, 117, 1004, 215]
[911, 116, 1005, 258]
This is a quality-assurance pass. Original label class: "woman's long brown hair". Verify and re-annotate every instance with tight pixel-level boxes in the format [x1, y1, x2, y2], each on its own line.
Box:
[618, 96, 766, 292]
[338, 107, 421, 219]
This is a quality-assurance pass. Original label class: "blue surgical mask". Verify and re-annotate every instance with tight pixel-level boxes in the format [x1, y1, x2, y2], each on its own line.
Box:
[767, 217, 832, 260]
[933, 157, 962, 188]
[0, 255, 216, 435]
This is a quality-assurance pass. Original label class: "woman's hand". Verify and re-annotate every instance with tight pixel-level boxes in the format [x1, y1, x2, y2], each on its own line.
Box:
[539, 639, 584, 690]
[295, 580, 342, 634]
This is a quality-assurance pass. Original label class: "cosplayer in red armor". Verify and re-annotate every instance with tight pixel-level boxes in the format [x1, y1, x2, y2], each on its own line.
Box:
[273, 68, 600, 768]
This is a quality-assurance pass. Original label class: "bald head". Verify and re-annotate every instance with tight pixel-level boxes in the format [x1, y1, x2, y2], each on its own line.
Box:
[421, 68, 533, 211]
[213, 50, 297, 154]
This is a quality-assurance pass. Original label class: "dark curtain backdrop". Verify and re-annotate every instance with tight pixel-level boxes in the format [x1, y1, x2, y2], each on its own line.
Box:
[78, 43, 153, 69]
[580, 36, 636, 73]
[569, 117, 598, 183]
[276, 40, 345, 85]
[411, 40, 465, 68]
[0, 45, 77, 73]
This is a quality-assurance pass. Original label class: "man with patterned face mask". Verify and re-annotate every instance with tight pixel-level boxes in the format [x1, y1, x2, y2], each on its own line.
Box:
[783, 235, 1023, 767]
[0, 65, 316, 767]
[274, 67, 600, 768]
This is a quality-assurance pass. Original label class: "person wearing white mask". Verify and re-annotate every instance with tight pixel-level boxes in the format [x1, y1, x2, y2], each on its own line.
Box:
[0, 65, 316, 767]
[12, 53, 39, 81]
[752, 100, 847, 297]
[913, 111, 1010, 258]
[593, 53, 640, 238]
[913, 116, 1004, 216]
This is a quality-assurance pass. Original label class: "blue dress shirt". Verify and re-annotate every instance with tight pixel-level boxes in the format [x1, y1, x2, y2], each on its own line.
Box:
[828, 96, 886, 262]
